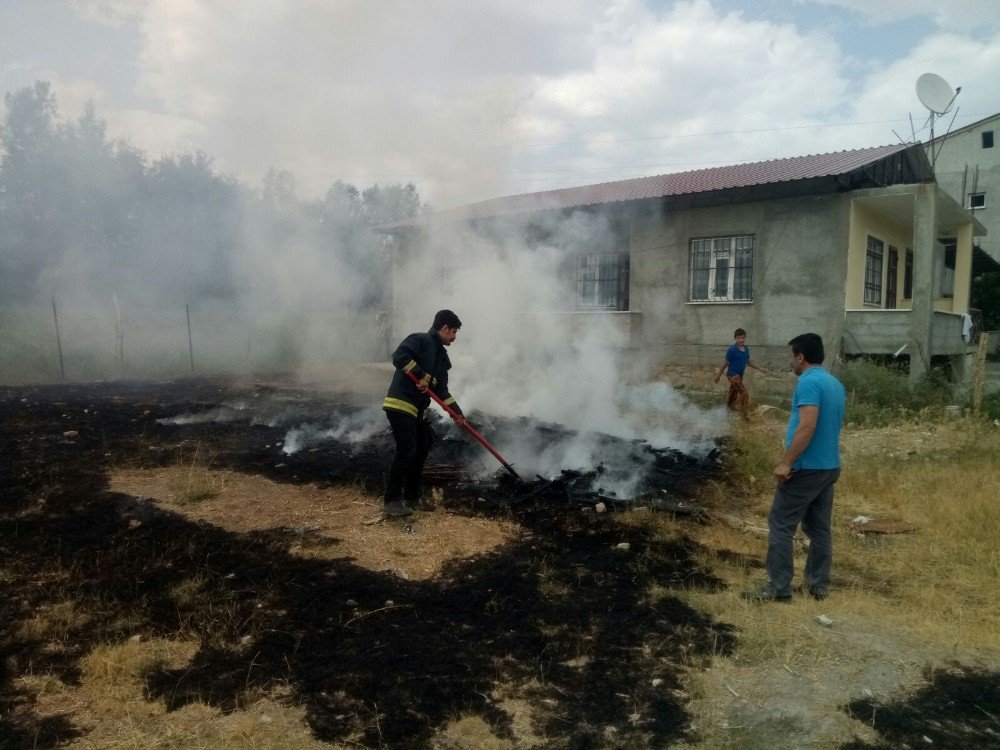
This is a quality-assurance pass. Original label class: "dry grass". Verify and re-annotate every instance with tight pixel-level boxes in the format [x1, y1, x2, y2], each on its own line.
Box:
[430, 716, 515, 749]
[679, 417, 1000, 655]
[18, 637, 350, 750]
[641, 415, 1000, 748]
[17, 598, 93, 642]
[13, 404, 997, 749]
[110, 465, 519, 581]
[167, 444, 224, 504]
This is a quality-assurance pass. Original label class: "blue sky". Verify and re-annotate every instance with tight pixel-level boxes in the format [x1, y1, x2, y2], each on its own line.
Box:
[1, 0, 997, 206]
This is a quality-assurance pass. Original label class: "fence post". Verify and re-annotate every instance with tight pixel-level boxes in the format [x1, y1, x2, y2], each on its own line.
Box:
[51, 296, 65, 380]
[972, 332, 989, 416]
[186, 304, 195, 375]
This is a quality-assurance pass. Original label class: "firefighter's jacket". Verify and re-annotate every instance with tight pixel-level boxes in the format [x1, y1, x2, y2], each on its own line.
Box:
[383, 329, 463, 420]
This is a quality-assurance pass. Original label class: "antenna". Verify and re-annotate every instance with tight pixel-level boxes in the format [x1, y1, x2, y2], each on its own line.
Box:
[915, 73, 960, 168]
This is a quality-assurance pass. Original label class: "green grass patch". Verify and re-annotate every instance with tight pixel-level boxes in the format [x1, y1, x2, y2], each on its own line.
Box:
[840, 360, 953, 427]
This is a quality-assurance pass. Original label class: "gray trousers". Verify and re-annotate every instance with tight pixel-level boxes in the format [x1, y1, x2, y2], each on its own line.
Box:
[766, 468, 841, 596]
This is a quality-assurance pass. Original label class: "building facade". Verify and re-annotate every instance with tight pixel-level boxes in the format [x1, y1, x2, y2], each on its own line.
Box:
[384, 144, 984, 380]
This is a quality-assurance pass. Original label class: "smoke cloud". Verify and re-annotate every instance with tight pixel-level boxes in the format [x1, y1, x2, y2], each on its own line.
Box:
[390, 209, 728, 460]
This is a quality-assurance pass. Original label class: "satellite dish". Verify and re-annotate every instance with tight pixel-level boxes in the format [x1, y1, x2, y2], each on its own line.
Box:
[916, 73, 955, 115]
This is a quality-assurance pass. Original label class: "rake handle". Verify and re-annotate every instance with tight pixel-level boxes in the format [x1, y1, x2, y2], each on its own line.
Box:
[405, 370, 520, 480]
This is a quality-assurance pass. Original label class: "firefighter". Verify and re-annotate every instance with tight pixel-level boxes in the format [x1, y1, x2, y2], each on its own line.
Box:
[381, 309, 465, 517]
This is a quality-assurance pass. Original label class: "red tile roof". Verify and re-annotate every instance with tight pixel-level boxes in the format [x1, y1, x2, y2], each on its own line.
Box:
[390, 143, 913, 227]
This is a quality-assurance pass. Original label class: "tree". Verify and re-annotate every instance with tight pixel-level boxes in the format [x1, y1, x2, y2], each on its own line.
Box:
[0, 80, 428, 320]
[972, 271, 1000, 331]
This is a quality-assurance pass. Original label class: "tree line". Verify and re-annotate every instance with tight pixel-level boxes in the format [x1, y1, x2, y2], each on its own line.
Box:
[0, 81, 423, 313]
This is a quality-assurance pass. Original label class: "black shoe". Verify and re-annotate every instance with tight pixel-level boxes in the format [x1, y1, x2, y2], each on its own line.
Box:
[796, 585, 828, 600]
[741, 587, 792, 603]
[382, 501, 413, 517]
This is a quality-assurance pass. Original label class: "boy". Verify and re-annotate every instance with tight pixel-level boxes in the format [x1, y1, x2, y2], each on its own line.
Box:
[713, 328, 766, 418]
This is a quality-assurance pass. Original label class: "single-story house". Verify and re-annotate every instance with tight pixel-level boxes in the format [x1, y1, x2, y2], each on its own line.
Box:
[382, 143, 992, 380]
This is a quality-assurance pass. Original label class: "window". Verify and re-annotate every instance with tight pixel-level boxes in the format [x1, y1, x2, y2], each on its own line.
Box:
[984, 131, 994, 149]
[886, 246, 898, 309]
[688, 235, 754, 302]
[864, 235, 884, 305]
[970, 193, 986, 209]
[941, 243, 957, 298]
[904, 249, 913, 299]
[577, 252, 629, 310]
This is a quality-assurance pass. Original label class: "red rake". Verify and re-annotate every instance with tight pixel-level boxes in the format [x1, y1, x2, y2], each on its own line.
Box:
[405, 370, 521, 481]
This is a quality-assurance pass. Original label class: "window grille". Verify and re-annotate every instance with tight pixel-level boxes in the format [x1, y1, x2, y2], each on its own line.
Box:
[577, 252, 629, 310]
[886, 246, 898, 309]
[688, 235, 754, 302]
[864, 235, 884, 305]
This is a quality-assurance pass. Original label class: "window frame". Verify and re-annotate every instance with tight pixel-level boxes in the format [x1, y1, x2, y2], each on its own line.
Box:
[863, 234, 885, 306]
[983, 130, 994, 149]
[687, 234, 755, 303]
[969, 192, 986, 210]
[576, 251, 630, 311]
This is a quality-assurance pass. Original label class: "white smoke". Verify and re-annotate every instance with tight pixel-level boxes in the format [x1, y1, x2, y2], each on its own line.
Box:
[159, 400, 252, 425]
[281, 406, 387, 455]
[390, 209, 728, 461]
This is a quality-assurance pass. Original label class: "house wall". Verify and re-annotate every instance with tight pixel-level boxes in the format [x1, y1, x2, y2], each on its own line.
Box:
[845, 199, 913, 310]
[629, 193, 851, 370]
[931, 114, 1000, 261]
[845, 192, 975, 318]
[842, 309, 966, 356]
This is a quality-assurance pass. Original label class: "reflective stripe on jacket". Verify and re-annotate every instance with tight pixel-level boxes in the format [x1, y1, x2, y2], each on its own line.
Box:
[382, 329, 463, 420]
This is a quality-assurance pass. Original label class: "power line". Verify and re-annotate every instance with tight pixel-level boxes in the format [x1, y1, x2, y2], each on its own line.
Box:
[506, 116, 952, 150]
[310, 111, 990, 158]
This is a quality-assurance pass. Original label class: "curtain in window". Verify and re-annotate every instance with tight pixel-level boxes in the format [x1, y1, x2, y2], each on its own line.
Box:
[734, 236, 754, 300]
[690, 239, 711, 300]
[577, 252, 629, 309]
[578, 255, 598, 306]
[598, 253, 620, 307]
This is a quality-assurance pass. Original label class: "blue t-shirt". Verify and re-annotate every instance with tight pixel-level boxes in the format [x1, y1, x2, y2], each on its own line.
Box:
[725, 344, 750, 376]
[785, 367, 846, 470]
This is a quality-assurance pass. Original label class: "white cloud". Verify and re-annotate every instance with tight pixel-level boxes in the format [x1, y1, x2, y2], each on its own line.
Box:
[523, 1, 851, 172]
[67, 0, 150, 27]
[50, 0, 1000, 207]
[800, 0, 1000, 31]
[847, 30, 1000, 138]
[115, 0, 603, 203]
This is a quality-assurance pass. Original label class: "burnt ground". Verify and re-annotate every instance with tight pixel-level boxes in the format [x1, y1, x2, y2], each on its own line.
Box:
[842, 665, 1000, 750]
[1, 379, 734, 749]
[6, 381, 997, 749]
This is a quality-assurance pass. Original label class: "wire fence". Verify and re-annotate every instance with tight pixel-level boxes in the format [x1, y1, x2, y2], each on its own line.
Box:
[0, 300, 384, 383]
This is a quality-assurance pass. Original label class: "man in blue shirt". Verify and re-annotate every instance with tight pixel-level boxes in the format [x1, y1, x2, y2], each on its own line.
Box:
[744, 333, 846, 603]
[713, 328, 767, 420]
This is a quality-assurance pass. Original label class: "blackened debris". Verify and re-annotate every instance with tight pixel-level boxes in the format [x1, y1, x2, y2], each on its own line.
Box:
[842, 665, 1000, 750]
[1, 380, 735, 749]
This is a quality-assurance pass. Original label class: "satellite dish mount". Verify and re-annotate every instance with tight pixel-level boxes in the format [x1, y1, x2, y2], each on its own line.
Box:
[915, 72, 960, 167]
